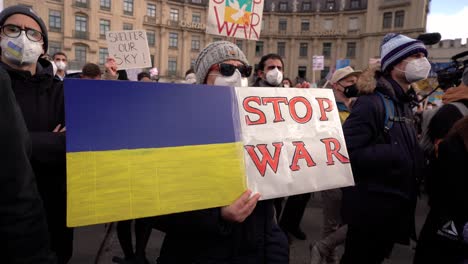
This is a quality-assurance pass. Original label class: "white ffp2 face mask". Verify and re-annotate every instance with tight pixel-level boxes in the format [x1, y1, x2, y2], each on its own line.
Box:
[55, 61, 67, 71]
[403, 57, 431, 83]
[265, 67, 283, 86]
[214, 69, 243, 87]
[0, 32, 43, 66]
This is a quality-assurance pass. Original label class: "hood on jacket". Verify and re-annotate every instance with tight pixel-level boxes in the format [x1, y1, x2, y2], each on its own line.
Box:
[356, 62, 381, 95]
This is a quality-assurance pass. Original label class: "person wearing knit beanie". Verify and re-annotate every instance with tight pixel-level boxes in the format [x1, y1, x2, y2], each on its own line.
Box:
[339, 33, 430, 263]
[0, 5, 72, 264]
[0, 5, 48, 55]
[156, 41, 289, 264]
[195, 40, 250, 85]
[380, 33, 428, 73]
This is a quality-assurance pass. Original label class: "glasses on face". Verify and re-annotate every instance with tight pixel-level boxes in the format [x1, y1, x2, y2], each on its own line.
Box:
[210, 63, 252, 78]
[1, 24, 44, 42]
[266, 65, 283, 71]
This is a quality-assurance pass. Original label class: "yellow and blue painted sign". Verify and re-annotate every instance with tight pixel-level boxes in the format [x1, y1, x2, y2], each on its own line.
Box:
[65, 79, 246, 227]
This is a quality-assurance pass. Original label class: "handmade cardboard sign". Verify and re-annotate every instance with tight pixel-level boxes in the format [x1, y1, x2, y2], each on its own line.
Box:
[206, 0, 264, 40]
[106, 30, 151, 69]
[235, 87, 354, 200]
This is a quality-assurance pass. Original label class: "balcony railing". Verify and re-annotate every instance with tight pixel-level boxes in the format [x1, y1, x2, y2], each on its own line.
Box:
[49, 27, 62, 33]
[144, 15, 157, 24]
[74, 1, 89, 8]
[73, 30, 89, 40]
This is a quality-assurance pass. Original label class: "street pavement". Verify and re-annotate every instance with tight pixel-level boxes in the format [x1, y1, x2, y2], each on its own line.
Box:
[69, 192, 430, 264]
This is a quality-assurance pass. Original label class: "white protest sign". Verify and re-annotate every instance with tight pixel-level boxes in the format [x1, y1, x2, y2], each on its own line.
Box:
[313, 55, 324, 70]
[206, 0, 264, 40]
[106, 30, 152, 70]
[235, 87, 354, 200]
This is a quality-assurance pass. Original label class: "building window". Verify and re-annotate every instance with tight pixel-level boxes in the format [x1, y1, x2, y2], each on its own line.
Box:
[147, 4, 156, 17]
[169, 32, 178, 48]
[383, 12, 392, 29]
[147, 31, 155, 46]
[99, 47, 108, 65]
[302, 2, 311, 11]
[350, 0, 360, 9]
[301, 19, 310, 31]
[261, 19, 265, 30]
[99, 19, 110, 38]
[394, 10, 404, 28]
[323, 42, 332, 58]
[192, 0, 202, 3]
[321, 66, 330, 80]
[123, 23, 132, 30]
[298, 66, 307, 79]
[74, 14, 88, 39]
[75, 0, 88, 8]
[236, 40, 243, 51]
[279, 2, 287, 11]
[255, 41, 264, 57]
[191, 35, 200, 51]
[278, 19, 287, 31]
[324, 19, 333, 30]
[170, 8, 179, 21]
[49, 41, 62, 56]
[49, 10, 61, 32]
[346, 42, 356, 58]
[75, 45, 87, 62]
[168, 58, 177, 75]
[299, 43, 308, 57]
[277, 42, 286, 57]
[213, 37, 222, 42]
[326, 0, 335, 10]
[191, 59, 196, 68]
[192, 12, 201, 23]
[100, 0, 111, 11]
[123, 0, 133, 15]
[349, 17, 358, 31]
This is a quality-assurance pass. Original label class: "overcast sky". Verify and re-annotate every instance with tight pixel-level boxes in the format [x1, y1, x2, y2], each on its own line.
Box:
[426, 0, 468, 43]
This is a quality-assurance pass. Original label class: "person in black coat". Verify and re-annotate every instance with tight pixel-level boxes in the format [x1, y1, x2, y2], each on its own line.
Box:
[153, 41, 289, 264]
[340, 33, 427, 263]
[413, 116, 468, 264]
[0, 5, 71, 263]
[0, 66, 56, 264]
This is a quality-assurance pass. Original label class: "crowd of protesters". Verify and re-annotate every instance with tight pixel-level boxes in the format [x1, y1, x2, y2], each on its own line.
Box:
[1, 4, 467, 264]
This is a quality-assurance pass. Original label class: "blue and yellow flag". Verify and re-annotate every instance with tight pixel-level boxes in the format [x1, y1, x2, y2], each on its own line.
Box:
[65, 79, 246, 227]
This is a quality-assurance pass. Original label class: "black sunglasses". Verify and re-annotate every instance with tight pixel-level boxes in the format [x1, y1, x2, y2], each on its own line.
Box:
[212, 63, 252, 78]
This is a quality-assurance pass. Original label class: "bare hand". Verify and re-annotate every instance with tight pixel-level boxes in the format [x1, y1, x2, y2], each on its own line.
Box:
[53, 124, 66, 133]
[295, 81, 311, 89]
[105, 57, 118, 76]
[221, 190, 261, 223]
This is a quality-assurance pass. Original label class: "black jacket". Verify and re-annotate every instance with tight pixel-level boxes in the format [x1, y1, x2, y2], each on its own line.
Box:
[0, 67, 56, 263]
[341, 76, 424, 243]
[0, 59, 66, 194]
[154, 199, 288, 264]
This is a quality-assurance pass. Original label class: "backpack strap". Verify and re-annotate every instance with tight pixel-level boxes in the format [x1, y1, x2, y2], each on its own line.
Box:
[376, 92, 395, 133]
[449, 102, 468, 116]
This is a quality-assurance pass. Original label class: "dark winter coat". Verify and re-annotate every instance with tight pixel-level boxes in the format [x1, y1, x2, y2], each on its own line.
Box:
[0, 67, 56, 263]
[341, 74, 424, 243]
[414, 117, 468, 264]
[154, 200, 288, 264]
[0, 59, 69, 260]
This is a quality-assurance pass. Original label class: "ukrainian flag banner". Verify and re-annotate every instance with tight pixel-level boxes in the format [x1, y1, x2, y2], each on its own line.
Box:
[65, 79, 246, 227]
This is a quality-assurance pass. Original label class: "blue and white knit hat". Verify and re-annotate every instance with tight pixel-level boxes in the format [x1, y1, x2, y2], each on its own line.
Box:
[380, 33, 428, 72]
